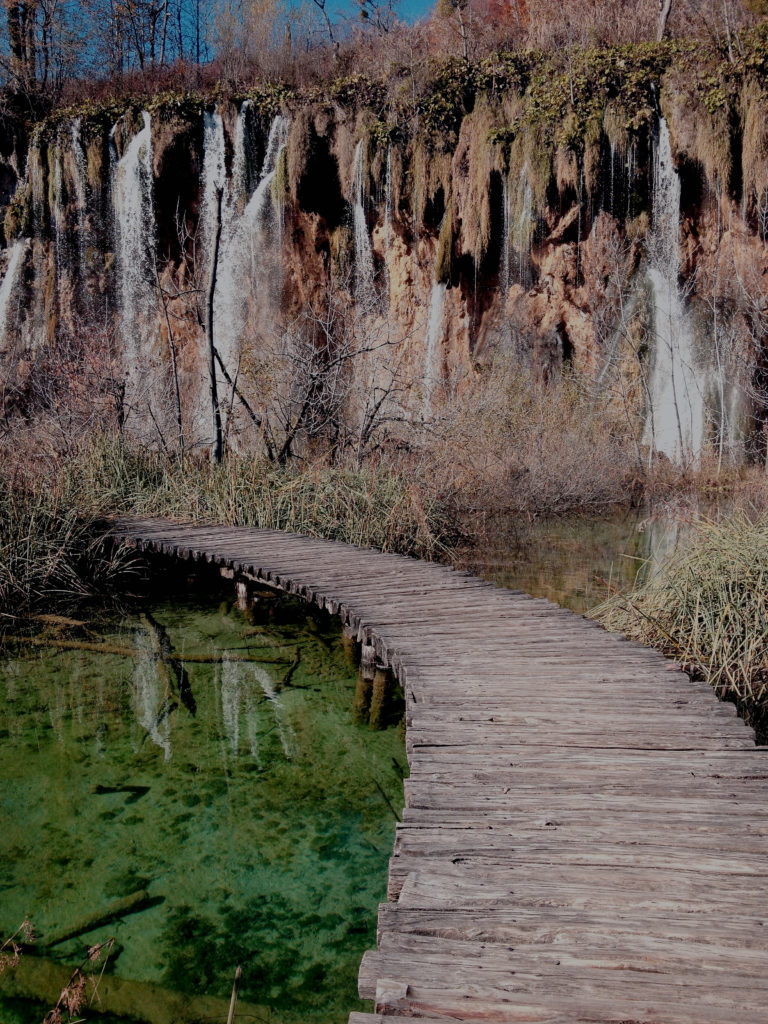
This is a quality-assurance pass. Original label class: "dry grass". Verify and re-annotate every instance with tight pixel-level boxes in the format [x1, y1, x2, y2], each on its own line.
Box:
[426, 358, 637, 524]
[0, 478, 130, 614]
[591, 513, 768, 737]
[0, 429, 451, 616]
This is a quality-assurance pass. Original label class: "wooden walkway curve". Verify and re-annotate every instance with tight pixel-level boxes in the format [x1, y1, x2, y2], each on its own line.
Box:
[111, 517, 768, 1024]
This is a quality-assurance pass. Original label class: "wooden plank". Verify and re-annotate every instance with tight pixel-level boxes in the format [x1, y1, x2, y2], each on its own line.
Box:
[108, 518, 768, 1024]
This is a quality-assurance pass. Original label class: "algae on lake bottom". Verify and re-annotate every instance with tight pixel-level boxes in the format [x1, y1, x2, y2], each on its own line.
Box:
[0, 580, 405, 1024]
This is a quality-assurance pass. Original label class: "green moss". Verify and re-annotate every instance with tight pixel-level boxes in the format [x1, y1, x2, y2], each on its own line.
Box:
[271, 145, 289, 206]
[4, 183, 31, 240]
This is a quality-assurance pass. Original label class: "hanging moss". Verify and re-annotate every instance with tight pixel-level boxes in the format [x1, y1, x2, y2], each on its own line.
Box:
[507, 128, 552, 215]
[662, 63, 734, 191]
[582, 116, 603, 196]
[4, 183, 32, 240]
[741, 77, 768, 209]
[410, 140, 452, 234]
[272, 146, 289, 207]
[451, 99, 504, 265]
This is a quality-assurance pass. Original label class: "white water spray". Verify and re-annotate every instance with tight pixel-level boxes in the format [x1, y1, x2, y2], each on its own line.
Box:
[210, 114, 289, 377]
[0, 240, 26, 352]
[422, 281, 447, 416]
[352, 140, 376, 310]
[643, 119, 707, 464]
[112, 111, 156, 377]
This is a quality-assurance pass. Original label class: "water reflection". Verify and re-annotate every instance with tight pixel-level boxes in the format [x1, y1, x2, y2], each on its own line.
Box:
[461, 507, 691, 613]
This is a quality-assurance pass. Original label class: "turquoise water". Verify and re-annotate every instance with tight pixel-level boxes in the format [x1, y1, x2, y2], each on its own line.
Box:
[0, 575, 405, 1023]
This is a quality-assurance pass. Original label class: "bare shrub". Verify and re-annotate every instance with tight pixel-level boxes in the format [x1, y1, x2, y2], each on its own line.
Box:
[424, 356, 636, 523]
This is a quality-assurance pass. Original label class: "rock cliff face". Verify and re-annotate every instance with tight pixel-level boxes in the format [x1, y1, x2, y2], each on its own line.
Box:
[1, 46, 768, 464]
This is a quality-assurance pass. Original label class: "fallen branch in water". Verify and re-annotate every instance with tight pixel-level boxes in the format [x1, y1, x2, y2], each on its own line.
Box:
[6, 635, 295, 664]
[42, 891, 160, 949]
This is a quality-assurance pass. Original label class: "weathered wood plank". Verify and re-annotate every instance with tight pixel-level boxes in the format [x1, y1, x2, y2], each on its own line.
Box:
[107, 517, 768, 1024]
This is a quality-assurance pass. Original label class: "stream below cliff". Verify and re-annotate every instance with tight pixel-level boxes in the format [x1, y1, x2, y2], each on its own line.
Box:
[461, 506, 689, 613]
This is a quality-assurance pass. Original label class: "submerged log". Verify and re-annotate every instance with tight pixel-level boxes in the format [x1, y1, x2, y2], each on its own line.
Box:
[41, 890, 159, 948]
[9, 635, 293, 664]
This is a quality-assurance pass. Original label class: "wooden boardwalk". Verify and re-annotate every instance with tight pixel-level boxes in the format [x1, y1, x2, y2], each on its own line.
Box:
[111, 517, 768, 1024]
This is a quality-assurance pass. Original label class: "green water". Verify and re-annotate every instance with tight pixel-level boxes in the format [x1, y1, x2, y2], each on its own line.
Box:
[0, 577, 405, 1023]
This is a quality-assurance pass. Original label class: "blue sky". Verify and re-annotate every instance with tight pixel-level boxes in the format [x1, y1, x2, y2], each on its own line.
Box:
[329, 0, 435, 25]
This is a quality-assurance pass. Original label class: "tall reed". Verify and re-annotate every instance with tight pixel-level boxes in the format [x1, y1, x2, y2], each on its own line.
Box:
[0, 478, 129, 613]
[591, 515, 768, 736]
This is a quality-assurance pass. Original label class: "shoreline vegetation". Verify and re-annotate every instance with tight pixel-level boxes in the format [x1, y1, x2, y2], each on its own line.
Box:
[590, 515, 768, 743]
[3, 411, 768, 743]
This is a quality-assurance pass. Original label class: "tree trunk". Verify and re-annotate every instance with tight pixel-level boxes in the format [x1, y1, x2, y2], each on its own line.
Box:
[206, 187, 224, 464]
[657, 0, 673, 41]
[159, 0, 170, 64]
[6, 2, 24, 84]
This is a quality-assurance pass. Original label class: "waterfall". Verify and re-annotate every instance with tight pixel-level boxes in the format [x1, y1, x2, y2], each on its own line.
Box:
[352, 139, 376, 310]
[500, 173, 510, 295]
[231, 99, 254, 208]
[511, 164, 533, 287]
[210, 114, 290, 383]
[50, 148, 66, 281]
[112, 111, 156, 379]
[422, 281, 447, 416]
[0, 240, 26, 352]
[383, 146, 392, 299]
[201, 107, 227, 243]
[643, 118, 707, 464]
[70, 119, 89, 282]
[28, 143, 45, 236]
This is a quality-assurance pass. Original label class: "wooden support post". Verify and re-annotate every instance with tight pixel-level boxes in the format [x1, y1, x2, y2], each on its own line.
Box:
[369, 665, 390, 730]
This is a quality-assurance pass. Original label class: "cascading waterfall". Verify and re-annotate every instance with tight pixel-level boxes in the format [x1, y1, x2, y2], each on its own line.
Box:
[70, 118, 90, 283]
[352, 139, 376, 310]
[422, 280, 447, 416]
[231, 99, 254, 209]
[209, 114, 290, 393]
[511, 164, 533, 287]
[500, 173, 510, 295]
[0, 240, 26, 352]
[28, 143, 45, 236]
[50, 148, 66, 282]
[383, 146, 392, 299]
[111, 111, 156, 386]
[643, 118, 707, 463]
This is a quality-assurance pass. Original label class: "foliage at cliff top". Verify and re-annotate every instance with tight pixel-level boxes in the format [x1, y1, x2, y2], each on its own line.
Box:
[20, 27, 768, 156]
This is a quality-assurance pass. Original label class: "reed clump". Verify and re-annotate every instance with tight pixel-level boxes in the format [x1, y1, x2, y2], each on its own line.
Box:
[0, 477, 129, 614]
[0, 431, 449, 617]
[591, 515, 768, 737]
[56, 436, 449, 559]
